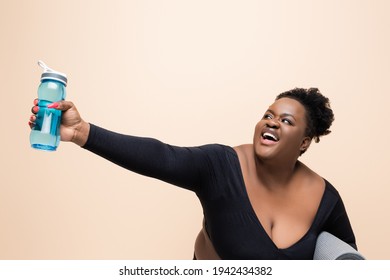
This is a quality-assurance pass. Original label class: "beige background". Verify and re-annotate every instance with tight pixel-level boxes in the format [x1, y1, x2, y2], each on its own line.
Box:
[0, 0, 389, 259]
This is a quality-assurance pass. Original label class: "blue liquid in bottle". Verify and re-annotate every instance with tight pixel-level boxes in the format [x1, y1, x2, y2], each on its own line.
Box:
[30, 61, 67, 151]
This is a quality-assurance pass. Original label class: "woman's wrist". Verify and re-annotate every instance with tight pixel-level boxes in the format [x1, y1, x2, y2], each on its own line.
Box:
[73, 120, 90, 147]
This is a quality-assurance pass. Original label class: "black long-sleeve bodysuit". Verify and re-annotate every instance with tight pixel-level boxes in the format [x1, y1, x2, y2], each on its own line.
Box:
[83, 124, 357, 259]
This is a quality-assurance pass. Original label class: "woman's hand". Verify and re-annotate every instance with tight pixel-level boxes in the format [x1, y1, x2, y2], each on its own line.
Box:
[29, 100, 90, 147]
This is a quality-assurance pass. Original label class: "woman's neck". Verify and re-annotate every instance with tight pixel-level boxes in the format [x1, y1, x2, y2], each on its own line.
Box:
[254, 155, 301, 190]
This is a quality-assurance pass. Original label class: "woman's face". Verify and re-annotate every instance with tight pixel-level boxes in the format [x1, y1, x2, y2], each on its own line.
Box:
[253, 97, 311, 162]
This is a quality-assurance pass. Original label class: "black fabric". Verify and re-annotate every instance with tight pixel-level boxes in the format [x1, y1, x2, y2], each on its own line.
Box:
[83, 124, 357, 260]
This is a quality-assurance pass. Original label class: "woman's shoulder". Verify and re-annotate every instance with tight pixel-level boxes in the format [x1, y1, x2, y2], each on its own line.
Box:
[299, 162, 337, 190]
[296, 161, 323, 184]
[297, 162, 341, 199]
[233, 143, 253, 151]
[232, 144, 254, 167]
[232, 144, 253, 158]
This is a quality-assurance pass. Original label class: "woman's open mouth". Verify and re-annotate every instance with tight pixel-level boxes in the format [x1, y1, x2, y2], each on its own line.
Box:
[260, 131, 279, 145]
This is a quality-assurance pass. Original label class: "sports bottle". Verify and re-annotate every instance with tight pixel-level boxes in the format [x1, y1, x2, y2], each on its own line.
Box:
[30, 61, 67, 151]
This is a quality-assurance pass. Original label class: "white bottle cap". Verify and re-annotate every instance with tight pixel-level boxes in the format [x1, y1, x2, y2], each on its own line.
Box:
[38, 60, 67, 86]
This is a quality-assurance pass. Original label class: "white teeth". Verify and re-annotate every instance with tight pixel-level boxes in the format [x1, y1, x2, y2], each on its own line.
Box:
[263, 132, 278, 141]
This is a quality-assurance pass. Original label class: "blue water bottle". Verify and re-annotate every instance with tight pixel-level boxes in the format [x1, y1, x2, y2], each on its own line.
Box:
[30, 61, 67, 151]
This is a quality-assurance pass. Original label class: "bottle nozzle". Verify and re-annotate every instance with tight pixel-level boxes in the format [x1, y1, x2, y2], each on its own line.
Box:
[38, 60, 55, 73]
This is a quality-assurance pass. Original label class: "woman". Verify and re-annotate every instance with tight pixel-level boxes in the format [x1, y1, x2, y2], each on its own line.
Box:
[29, 87, 357, 259]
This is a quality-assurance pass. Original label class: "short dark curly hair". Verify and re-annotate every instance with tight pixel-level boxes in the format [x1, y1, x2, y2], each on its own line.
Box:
[276, 88, 335, 144]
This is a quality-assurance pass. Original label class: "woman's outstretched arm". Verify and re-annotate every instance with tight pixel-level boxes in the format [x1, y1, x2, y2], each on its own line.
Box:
[30, 100, 211, 192]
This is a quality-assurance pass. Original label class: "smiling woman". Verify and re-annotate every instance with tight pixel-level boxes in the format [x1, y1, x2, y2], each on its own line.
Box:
[254, 97, 311, 161]
[28, 87, 357, 259]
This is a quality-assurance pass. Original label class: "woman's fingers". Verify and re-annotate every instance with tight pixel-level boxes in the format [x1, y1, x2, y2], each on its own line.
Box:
[28, 114, 36, 129]
[47, 100, 74, 111]
[31, 106, 39, 114]
[31, 99, 39, 114]
[31, 100, 74, 114]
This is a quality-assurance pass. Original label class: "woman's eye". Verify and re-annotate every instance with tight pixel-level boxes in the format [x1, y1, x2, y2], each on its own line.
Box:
[263, 114, 272, 119]
[282, 119, 292, 125]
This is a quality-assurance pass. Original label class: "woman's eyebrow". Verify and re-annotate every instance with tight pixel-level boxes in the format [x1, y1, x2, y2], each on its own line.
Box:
[266, 109, 275, 115]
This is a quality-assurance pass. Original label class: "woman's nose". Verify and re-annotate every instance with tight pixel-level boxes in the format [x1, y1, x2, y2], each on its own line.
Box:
[266, 119, 280, 129]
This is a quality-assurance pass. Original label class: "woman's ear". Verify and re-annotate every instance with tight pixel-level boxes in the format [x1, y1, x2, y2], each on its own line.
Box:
[300, 137, 312, 153]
